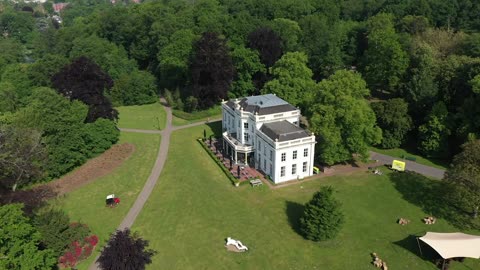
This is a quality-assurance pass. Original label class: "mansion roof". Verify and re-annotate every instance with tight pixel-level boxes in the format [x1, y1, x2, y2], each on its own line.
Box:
[260, 121, 311, 142]
[225, 94, 297, 115]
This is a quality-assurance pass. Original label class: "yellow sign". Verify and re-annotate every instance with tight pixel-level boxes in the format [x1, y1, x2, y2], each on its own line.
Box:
[392, 160, 406, 171]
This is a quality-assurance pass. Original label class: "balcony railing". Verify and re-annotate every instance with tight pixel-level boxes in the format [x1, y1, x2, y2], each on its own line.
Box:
[222, 131, 253, 152]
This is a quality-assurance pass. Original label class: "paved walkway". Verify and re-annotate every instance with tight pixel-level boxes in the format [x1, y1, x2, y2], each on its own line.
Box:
[370, 151, 446, 179]
[89, 101, 218, 270]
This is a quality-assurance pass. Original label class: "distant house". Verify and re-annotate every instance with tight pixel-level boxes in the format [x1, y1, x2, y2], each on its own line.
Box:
[52, 2, 69, 13]
[221, 94, 316, 184]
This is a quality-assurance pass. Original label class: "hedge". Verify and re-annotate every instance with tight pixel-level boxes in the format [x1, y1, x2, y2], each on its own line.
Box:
[197, 138, 239, 186]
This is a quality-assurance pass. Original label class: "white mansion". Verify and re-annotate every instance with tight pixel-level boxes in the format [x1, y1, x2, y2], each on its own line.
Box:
[221, 94, 316, 184]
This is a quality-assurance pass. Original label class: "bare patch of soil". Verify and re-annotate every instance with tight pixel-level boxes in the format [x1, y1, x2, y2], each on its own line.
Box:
[0, 143, 135, 212]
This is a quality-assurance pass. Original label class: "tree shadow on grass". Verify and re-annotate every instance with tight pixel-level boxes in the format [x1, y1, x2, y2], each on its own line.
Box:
[393, 234, 442, 268]
[206, 121, 222, 137]
[285, 201, 304, 236]
[0, 185, 57, 215]
[389, 171, 474, 229]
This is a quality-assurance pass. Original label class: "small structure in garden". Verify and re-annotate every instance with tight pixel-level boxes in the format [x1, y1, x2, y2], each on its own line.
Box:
[225, 237, 248, 252]
[397, 218, 410, 225]
[371, 252, 388, 270]
[417, 232, 480, 270]
[423, 216, 436, 225]
[106, 194, 120, 207]
[391, 160, 406, 172]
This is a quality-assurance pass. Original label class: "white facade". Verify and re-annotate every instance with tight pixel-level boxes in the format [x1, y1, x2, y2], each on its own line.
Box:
[221, 94, 316, 184]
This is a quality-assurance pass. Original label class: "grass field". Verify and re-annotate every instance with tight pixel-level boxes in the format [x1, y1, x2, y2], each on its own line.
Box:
[134, 124, 479, 270]
[172, 106, 221, 126]
[117, 103, 166, 130]
[370, 146, 449, 170]
[50, 132, 161, 269]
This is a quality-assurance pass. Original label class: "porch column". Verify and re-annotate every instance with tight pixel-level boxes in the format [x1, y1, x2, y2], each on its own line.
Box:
[235, 150, 237, 164]
[245, 152, 248, 165]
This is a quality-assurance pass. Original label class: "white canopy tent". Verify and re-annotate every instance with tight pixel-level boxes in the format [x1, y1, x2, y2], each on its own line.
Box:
[417, 232, 480, 269]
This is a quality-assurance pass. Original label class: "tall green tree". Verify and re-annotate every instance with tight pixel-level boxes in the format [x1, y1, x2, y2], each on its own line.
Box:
[269, 18, 301, 52]
[157, 29, 198, 91]
[371, 98, 412, 149]
[362, 13, 409, 94]
[109, 70, 158, 106]
[300, 186, 344, 241]
[262, 52, 316, 108]
[418, 102, 450, 158]
[230, 45, 265, 97]
[0, 125, 46, 191]
[0, 204, 56, 270]
[444, 139, 480, 218]
[190, 32, 235, 109]
[308, 70, 382, 165]
[12, 87, 89, 178]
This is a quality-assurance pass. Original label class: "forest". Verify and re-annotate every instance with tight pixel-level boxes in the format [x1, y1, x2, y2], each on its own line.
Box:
[1, 0, 480, 190]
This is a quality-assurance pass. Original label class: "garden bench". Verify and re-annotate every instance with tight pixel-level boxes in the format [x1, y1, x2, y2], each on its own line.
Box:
[250, 179, 262, 187]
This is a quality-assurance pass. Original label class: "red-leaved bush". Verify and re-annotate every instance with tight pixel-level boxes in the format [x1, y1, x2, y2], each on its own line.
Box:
[59, 235, 98, 268]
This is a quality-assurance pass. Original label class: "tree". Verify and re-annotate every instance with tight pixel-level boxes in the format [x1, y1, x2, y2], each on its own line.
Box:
[157, 29, 198, 91]
[247, 27, 283, 68]
[362, 13, 409, 94]
[82, 118, 120, 157]
[69, 35, 137, 80]
[27, 54, 69, 87]
[0, 204, 56, 270]
[190, 32, 235, 109]
[418, 102, 450, 158]
[308, 70, 382, 165]
[109, 70, 158, 106]
[51, 56, 118, 122]
[230, 45, 265, 97]
[269, 18, 301, 52]
[444, 139, 480, 218]
[97, 229, 155, 270]
[12, 87, 90, 178]
[0, 125, 46, 191]
[371, 98, 412, 149]
[300, 186, 344, 241]
[262, 52, 316, 108]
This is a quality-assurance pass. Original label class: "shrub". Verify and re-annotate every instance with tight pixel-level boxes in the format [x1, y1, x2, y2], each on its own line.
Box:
[58, 234, 98, 269]
[82, 118, 120, 157]
[300, 186, 344, 241]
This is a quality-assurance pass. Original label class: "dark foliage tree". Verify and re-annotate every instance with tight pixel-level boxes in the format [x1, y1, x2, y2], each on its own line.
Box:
[371, 98, 413, 149]
[300, 186, 344, 241]
[98, 229, 156, 270]
[444, 139, 480, 218]
[190, 32, 235, 109]
[247, 27, 283, 68]
[51, 56, 117, 123]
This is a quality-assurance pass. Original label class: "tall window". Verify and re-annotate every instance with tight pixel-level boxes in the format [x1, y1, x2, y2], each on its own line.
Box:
[293, 150, 297, 160]
[292, 164, 297, 175]
[281, 166, 285, 177]
[304, 148, 308, 157]
[270, 150, 273, 161]
[244, 132, 248, 142]
[264, 159, 266, 170]
[269, 163, 272, 174]
[238, 120, 240, 127]
[303, 162, 307, 172]
[244, 122, 248, 129]
[258, 141, 261, 150]
[281, 153, 286, 162]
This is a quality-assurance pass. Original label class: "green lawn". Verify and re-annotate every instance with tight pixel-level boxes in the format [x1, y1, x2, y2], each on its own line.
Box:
[50, 132, 161, 269]
[117, 103, 166, 130]
[134, 124, 479, 270]
[370, 146, 449, 170]
[172, 106, 221, 126]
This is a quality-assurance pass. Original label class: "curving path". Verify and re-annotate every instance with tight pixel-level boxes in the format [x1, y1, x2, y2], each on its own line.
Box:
[89, 101, 219, 270]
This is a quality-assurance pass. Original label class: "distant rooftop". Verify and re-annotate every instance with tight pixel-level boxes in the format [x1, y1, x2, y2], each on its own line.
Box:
[225, 94, 297, 115]
[260, 121, 311, 142]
